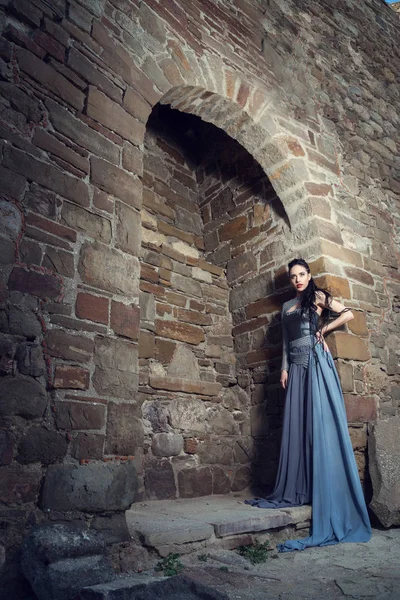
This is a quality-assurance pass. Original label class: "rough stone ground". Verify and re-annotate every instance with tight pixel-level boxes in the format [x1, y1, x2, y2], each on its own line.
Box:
[156, 528, 400, 600]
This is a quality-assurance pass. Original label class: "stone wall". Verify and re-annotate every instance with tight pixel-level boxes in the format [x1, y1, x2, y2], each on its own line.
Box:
[0, 0, 399, 595]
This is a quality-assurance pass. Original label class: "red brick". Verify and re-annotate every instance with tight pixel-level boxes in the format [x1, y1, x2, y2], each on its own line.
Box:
[219, 216, 247, 242]
[17, 47, 85, 110]
[3, 146, 89, 207]
[26, 212, 77, 242]
[184, 438, 198, 454]
[75, 292, 109, 325]
[155, 319, 205, 345]
[344, 395, 378, 423]
[8, 266, 61, 300]
[54, 400, 105, 430]
[174, 308, 213, 326]
[46, 329, 93, 363]
[53, 365, 90, 389]
[110, 301, 140, 340]
[90, 157, 142, 209]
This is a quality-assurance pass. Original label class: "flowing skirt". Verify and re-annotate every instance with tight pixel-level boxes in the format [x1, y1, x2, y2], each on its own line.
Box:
[246, 340, 372, 552]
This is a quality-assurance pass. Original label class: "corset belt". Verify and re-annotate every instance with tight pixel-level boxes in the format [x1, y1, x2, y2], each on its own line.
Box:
[289, 336, 313, 367]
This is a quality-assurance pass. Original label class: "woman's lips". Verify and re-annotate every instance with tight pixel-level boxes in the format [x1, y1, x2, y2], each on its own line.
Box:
[296, 284, 302, 288]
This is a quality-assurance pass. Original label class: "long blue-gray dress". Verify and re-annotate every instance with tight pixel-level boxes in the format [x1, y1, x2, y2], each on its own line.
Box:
[246, 297, 372, 552]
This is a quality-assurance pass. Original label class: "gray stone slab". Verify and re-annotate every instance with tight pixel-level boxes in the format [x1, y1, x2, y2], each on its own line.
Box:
[206, 510, 292, 537]
[127, 514, 214, 546]
[80, 574, 230, 599]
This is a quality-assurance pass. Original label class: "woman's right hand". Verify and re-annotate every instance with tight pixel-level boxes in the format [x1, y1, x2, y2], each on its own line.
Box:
[280, 370, 288, 389]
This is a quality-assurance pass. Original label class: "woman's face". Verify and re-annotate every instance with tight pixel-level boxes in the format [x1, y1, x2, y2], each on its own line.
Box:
[289, 264, 311, 293]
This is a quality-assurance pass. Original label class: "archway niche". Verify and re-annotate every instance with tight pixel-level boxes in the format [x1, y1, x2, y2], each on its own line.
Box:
[139, 103, 291, 501]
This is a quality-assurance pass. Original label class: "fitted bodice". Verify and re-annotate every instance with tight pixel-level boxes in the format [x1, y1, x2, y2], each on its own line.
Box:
[282, 302, 319, 342]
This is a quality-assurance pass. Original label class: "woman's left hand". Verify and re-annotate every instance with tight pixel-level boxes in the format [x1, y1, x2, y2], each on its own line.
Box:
[315, 331, 330, 352]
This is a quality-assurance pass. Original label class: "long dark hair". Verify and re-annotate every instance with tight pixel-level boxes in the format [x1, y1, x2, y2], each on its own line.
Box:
[287, 258, 350, 335]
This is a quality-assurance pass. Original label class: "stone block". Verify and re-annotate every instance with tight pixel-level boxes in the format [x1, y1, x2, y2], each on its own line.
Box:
[111, 301, 140, 340]
[344, 395, 378, 423]
[53, 365, 90, 390]
[115, 200, 141, 256]
[0, 375, 47, 418]
[93, 336, 138, 399]
[150, 376, 221, 397]
[139, 330, 155, 358]
[212, 466, 231, 494]
[167, 345, 200, 379]
[68, 48, 122, 103]
[155, 320, 205, 345]
[314, 274, 351, 299]
[8, 266, 61, 300]
[0, 464, 42, 504]
[0, 164, 27, 200]
[40, 462, 138, 512]
[369, 416, 400, 527]
[91, 513, 131, 545]
[232, 466, 251, 492]
[34, 128, 89, 174]
[54, 401, 105, 431]
[347, 311, 369, 336]
[230, 272, 273, 311]
[168, 398, 208, 434]
[8, 305, 42, 339]
[197, 438, 233, 465]
[335, 361, 354, 393]
[71, 433, 104, 460]
[17, 426, 68, 465]
[61, 202, 111, 244]
[46, 329, 93, 363]
[87, 86, 145, 145]
[170, 272, 202, 297]
[227, 253, 257, 283]
[46, 98, 119, 164]
[144, 458, 177, 500]
[219, 216, 247, 241]
[0, 429, 14, 466]
[90, 157, 142, 209]
[80, 574, 230, 600]
[349, 425, 367, 451]
[79, 241, 140, 297]
[42, 247, 74, 278]
[17, 47, 85, 110]
[152, 433, 183, 457]
[16, 343, 46, 377]
[327, 332, 370, 361]
[75, 292, 109, 325]
[174, 308, 212, 326]
[105, 402, 143, 455]
[178, 466, 212, 498]
[3, 145, 89, 207]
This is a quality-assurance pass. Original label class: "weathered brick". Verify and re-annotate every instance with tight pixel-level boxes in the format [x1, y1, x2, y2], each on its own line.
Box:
[87, 86, 145, 145]
[122, 142, 143, 176]
[91, 157, 142, 209]
[93, 336, 138, 399]
[327, 333, 370, 361]
[93, 188, 114, 214]
[105, 402, 143, 455]
[344, 395, 378, 423]
[8, 266, 61, 300]
[17, 426, 68, 465]
[0, 165, 27, 200]
[123, 86, 152, 123]
[115, 201, 141, 256]
[347, 311, 368, 337]
[42, 246, 72, 278]
[313, 274, 351, 299]
[53, 365, 90, 389]
[3, 146, 89, 207]
[54, 400, 105, 430]
[174, 308, 212, 326]
[71, 433, 104, 460]
[61, 202, 112, 244]
[68, 48, 122, 102]
[46, 329, 94, 363]
[320, 240, 363, 268]
[46, 98, 119, 164]
[170, 273, 202, 298]
[157, 221, 196, 245]
[155, 320, 205, 345]
[155, 338, 176, 363]
[26, 212, 77, 242]
[227, 252, 257, 283]
[17, 48, 85, 110]
[0, 81, 42, 123]
[219, 216, 247, 241]
[33, 128, 89, 173]
[149, 375, 221, 397]
[76, 292, 109, 325]
[0, 464, 42, 504]
[139, 329, 155, 358]
[79, 241, 140, 297]
[111, 301, 140, 340]
[344, 267, 374, 287]
[33, 30, 65, 61]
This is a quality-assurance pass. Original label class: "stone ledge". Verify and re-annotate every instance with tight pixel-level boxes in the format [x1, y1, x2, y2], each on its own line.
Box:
[149, 375, 222, 396]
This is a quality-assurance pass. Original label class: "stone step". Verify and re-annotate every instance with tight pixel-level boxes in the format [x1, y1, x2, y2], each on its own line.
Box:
[126, 494, 311, 554]
[80, 573, 230, 599]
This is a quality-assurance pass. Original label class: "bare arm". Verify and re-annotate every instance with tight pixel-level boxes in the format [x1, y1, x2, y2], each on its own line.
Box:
[315, 291, 354, 335]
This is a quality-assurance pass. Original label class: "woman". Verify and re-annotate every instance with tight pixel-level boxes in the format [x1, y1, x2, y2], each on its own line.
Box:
[246, 258, 372, 552]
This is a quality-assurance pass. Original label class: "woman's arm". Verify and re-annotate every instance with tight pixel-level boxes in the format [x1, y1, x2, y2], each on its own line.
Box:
[315, 291, 354, 335]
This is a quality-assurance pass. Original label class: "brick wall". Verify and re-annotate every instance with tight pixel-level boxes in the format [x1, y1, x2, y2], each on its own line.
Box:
[0, 0, 399, 594]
